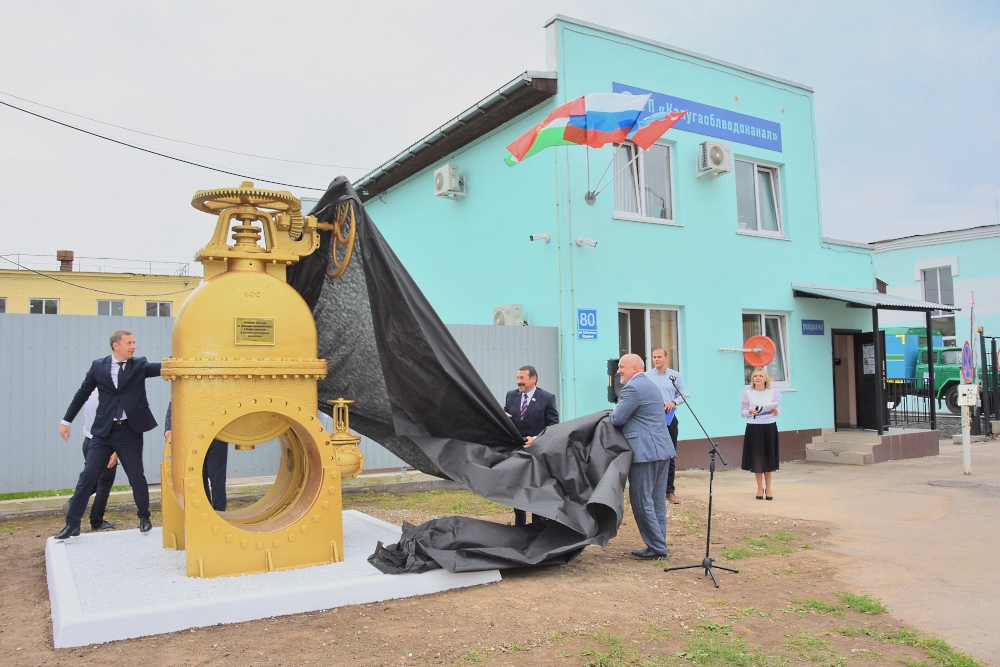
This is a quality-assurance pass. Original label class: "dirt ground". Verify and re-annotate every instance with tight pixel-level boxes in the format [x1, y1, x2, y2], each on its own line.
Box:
[0, 490, 981, 667]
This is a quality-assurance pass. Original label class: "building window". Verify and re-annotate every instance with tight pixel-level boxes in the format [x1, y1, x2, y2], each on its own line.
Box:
[97, 300, 124, 316]
[146, 301, 172, 317]
[922, 267, 956, 344]
[29, 298, 59, 315]
[617, 306, 681, 371]
[614, 143, 674, 222]
[0, 298, 5, 313]
[735, 159, 781, 235]
[742, 312, 789, 385]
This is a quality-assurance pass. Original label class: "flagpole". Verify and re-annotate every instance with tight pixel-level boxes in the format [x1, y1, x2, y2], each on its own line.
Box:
[593, 147, 645, 198]
[584, 144, 626, 206]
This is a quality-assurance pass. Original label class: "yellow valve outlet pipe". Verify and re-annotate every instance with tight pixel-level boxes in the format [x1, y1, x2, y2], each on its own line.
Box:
[159, 183, 363, 578]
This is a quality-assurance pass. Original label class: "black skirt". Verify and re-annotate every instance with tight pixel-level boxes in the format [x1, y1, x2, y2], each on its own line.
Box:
[741, 422, 780, 473]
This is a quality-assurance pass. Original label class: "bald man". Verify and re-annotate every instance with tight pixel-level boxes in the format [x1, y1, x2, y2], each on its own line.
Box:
[610, 354, 676, 559]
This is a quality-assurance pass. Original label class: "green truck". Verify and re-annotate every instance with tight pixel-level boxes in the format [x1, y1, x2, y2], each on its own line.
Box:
[883, 327, 963, 415]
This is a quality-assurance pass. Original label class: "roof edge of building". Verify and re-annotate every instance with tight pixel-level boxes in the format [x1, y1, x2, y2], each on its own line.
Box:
[872, 223, 1000, 252]
[544, 14, 814, 93]
[352, 71, 558, 202]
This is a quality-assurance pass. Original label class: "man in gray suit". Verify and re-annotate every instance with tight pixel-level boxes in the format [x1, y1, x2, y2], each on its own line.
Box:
[610, 354, 676, 559]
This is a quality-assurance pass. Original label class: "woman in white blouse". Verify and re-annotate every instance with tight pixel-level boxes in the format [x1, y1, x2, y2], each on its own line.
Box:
[740, 367, 781, 500]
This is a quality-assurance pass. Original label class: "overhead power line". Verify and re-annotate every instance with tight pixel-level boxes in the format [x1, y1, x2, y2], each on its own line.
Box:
[0, 90, 370, 171]
[0, 99, 328, 191]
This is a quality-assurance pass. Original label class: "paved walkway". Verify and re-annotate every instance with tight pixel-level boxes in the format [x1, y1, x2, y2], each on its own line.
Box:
[679, 440, 999, 665]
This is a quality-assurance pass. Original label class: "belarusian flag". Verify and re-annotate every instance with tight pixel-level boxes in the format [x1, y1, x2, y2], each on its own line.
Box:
[504, 100, 579, 166]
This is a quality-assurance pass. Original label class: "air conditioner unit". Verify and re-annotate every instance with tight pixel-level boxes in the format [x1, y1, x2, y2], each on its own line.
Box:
[434, 163, 466, 199]
[696, 141, 733, 179]
[493, 304, 527, 326]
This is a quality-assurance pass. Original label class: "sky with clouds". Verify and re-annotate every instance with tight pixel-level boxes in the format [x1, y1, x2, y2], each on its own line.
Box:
[1, 1, 997, 271]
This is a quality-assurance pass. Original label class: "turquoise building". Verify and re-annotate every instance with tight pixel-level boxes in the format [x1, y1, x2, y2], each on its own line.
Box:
[873, 224, 1000, 351]
[348, 16, 946, 463]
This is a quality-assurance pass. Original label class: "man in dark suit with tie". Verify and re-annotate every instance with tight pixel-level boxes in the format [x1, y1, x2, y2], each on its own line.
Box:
[503, 365, 559, 526]
[55, 330, 162, 539]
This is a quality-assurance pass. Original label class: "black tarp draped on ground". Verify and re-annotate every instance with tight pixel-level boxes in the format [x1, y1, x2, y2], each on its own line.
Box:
[286, 177, 631, 573]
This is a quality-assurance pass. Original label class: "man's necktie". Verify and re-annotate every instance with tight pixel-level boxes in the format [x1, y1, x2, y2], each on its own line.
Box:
[520, 394, 529, 420]
[116, 361, 126, 420]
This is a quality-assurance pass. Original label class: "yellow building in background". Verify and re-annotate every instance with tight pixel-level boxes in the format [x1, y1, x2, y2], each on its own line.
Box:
[0, 251, 198, 317]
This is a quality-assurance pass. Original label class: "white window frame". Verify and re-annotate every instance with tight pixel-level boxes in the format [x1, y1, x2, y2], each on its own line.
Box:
[145, 301, 172, 317]
[0, 297, 6, 314]
[618, 304, 683, 373]
[735, 158, 784, 238]
[920, 266, 957, 346]
[97, 299, 125, 316]
[612, 142, 680, 226]
[29, 298, 59, 315]
[741, 311, 791, 388]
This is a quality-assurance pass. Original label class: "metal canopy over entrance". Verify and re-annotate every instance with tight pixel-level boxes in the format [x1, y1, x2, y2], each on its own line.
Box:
[791, 283, 960, 435]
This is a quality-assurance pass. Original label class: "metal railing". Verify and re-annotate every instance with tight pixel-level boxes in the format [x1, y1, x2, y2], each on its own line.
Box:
[884, 378, 934, 427]
[0, 252, 191, 276]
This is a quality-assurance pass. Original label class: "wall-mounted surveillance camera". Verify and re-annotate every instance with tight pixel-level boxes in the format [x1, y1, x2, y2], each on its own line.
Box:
[529, 233, 550, 243]
[575, 236, 598, 247]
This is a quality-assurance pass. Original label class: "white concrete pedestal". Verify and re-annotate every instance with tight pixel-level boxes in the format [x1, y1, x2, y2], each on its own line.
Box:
[46, 510, 500, 648]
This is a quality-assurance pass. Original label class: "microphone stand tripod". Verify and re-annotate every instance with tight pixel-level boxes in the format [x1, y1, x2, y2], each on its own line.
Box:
[663, 377, 738, 588]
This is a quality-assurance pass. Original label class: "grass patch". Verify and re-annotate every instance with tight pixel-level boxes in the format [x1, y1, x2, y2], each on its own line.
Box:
[838, 626, 984, 667]
[577, 630, 669, 667]
[788, 599, 847, 617]
[785, 629, 835, 658]
[344, 489, 507, 517]
[579, 630, 634, 667]
[853, 649, 885, 661]
[673, 509, 704, 536]
[837, 592, 887, 614]
[0, 485, 130, 502]
[725, 607, 771, 622]
[702, 622, 733, 635]
[677, 634, 787, 667]
[725, 533, 793, 558]
[775, 530, 798, 541]
[642, 620, 673, 642]
[454, 648, 488, 665]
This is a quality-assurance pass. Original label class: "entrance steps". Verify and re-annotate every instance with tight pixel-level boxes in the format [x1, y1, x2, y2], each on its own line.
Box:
[805, 428, 881, 465]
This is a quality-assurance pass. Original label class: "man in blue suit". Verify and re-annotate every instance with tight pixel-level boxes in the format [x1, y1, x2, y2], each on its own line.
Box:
[504, 365, 559, 525]
[55, 330, 162, 539]
[610, 354, 676, 559]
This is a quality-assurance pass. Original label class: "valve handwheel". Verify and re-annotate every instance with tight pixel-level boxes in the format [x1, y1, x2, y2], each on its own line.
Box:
[323, 201, 357, 280]
[191, 181, 301, 215]
[743, 335, 776, 367]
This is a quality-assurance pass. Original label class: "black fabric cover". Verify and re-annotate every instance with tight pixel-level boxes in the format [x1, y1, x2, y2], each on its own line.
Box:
[287, 177, 631, 573]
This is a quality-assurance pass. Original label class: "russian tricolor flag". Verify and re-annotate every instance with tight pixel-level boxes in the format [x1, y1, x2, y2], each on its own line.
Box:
[562, 93, 651, 148]
[506, 91, 685, 165]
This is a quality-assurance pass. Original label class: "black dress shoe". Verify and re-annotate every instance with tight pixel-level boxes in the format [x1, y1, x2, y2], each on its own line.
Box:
[54, 525, 80, 540]
[139, 518, 153, 534]
[91, 521, 116, 531]
[631, 548, 668, 560]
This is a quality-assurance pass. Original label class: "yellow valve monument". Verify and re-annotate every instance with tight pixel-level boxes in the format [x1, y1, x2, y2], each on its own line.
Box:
[160, 182, 365, 578]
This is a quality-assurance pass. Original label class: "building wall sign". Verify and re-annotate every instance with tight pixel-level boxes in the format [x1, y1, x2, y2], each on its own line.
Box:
[613, 82, 783, 152]
[577, 308, 598, 340]
[801, 320, 825, 335]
